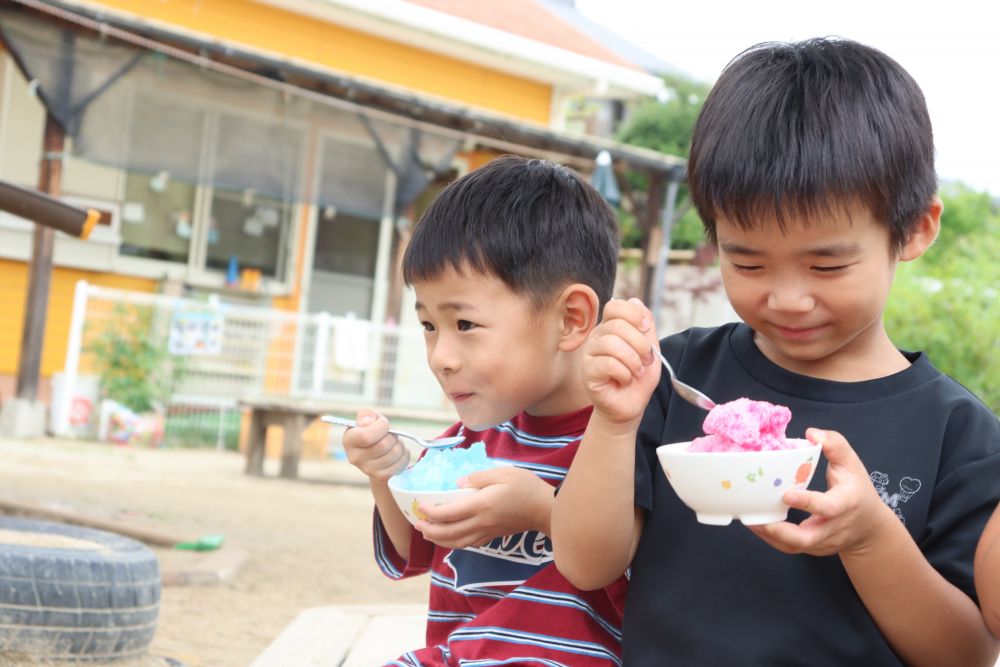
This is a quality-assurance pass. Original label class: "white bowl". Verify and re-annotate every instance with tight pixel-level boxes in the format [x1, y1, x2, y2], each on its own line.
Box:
[656, 438, 822, 526]
[387, 475, 475, 526]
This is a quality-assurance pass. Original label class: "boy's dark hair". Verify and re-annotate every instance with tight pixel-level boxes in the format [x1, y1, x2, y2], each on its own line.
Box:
[688, 37, 936, 254]
[403, 155, 620, 310]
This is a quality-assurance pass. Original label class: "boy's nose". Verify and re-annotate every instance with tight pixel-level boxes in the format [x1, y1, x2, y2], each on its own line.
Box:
[766, 283, 816, 313]
[428, 339, 461, 375]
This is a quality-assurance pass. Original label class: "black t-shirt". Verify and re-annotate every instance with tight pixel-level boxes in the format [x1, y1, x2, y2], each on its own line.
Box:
[626, 323, 1000, 666]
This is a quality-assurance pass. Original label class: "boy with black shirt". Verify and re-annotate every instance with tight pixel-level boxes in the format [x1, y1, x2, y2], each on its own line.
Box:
[553, 38, 1000, 666]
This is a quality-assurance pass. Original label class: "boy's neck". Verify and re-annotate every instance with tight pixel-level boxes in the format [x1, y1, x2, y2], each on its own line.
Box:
[523, 360, 594, 419]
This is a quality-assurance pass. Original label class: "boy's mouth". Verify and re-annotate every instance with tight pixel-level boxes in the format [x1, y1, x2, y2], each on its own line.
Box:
[773, 324, 823, 340]
[449, 392, 474, 402]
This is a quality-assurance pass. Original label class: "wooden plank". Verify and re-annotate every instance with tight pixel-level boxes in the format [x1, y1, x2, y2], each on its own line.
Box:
[250, 607, 367, 667]
[342, 613, 426, 667]
[0, 497, 188, 547]
[251, 605, 427, 667]
[238, 396, 456, 424]
[160, 547, 250, 587]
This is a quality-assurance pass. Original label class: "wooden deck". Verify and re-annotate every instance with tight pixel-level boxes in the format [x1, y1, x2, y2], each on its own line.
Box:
[251, 604, 427, 666]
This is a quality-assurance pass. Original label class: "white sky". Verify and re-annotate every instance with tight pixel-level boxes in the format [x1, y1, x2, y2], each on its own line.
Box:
[576, 0, 1000, 197]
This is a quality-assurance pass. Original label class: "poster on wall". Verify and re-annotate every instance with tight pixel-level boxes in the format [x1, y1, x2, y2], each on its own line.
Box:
[168, 309, 225, 356]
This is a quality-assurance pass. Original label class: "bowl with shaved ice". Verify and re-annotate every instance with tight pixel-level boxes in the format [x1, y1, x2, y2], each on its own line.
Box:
[656, 398, 822, 526]
[388, 442, 505, 526]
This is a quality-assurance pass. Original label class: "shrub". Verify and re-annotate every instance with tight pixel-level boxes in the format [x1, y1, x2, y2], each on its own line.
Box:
[85, 304, 183, 413]
[884, 185, 999, 414]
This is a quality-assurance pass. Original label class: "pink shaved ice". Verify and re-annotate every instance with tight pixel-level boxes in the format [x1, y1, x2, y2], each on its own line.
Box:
[687, 398, 796, 452]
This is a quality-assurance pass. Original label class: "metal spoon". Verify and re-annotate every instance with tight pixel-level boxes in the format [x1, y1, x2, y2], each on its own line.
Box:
[651, 347, 717, 411]
[321, 415, 465, 449]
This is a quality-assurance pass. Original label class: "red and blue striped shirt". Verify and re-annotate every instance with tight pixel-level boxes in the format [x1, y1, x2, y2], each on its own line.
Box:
[374, 406, 628, 667]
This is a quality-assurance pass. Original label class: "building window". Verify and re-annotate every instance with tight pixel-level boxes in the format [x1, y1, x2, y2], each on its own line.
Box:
[312, 138, 387, 279]
[119, 95, 204, 264]
[313, 211, 380, 277]
[205, 113, 302, 279]
[112, 93, 304, 284]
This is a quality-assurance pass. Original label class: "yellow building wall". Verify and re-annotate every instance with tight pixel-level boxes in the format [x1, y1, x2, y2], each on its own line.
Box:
[87, 0, 553, 124]
[0, 260, 156, 377]
[0, 1, 539, 393]
[463, 150, 504, 172]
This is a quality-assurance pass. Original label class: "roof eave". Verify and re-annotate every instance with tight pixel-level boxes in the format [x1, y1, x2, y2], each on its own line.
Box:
[6, 0, 685, 179]
[254, 0, 665, 99]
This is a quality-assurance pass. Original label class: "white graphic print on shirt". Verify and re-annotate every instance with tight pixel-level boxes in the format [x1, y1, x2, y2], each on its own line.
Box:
[870, 471, 922, 524]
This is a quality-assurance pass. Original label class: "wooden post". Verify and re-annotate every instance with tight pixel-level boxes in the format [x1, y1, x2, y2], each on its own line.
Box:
[15, 113, 64, 401]
[385, 220, 413, 325]
[650, 179, 681, 328]
[638, 173, 666, 305]
[279, 413, 306, 480]
[245, 407, 267, 477]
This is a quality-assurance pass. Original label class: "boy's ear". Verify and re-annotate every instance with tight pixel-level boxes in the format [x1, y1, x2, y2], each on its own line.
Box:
[555, 283, 600, 352]
[899, 196, 943, 262]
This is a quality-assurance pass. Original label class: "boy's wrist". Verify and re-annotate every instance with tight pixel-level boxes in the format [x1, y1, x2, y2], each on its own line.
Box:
[840, 500, 903, 561]
[588, 410, 642, 442]
[369, 476, 392, 493]
[534, 479, 556, 535]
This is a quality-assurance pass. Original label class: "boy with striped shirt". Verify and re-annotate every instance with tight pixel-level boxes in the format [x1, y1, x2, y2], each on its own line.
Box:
[342, 155, 627, 666]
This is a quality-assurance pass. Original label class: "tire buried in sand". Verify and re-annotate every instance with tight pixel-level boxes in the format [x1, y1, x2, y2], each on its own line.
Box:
[0, 516, 161, 662]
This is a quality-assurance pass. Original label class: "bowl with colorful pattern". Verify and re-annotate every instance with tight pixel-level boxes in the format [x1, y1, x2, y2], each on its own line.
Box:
[656, 438, 822, 525]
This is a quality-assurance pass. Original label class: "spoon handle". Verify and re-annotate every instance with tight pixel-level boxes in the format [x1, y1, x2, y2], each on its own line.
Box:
[321, 415, 359, 429]
[322, 415, 423, 445]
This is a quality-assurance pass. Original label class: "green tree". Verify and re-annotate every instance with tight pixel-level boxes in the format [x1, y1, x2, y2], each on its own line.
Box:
[616, 74, 710, 249]
[885, 183, 1000, 413]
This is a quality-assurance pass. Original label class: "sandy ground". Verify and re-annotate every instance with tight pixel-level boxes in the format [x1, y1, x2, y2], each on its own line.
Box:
[0, 436, 427, 667]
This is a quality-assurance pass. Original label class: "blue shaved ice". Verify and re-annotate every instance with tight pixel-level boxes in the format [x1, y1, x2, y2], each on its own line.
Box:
[394, 442, 499, 491]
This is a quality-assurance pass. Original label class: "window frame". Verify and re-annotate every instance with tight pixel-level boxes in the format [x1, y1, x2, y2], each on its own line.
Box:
[300, 127, 398, 322]
[0, 57, 307, 295]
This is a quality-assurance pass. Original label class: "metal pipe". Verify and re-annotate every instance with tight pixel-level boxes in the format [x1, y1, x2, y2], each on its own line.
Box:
[0, 179, 99, 239]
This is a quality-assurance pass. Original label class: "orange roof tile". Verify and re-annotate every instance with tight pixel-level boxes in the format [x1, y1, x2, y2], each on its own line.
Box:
[403, 0, 643, 71]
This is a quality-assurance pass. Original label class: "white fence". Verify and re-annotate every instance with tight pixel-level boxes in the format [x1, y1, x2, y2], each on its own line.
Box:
[53, 281, 448, 447]
[50, 264, 735, 448]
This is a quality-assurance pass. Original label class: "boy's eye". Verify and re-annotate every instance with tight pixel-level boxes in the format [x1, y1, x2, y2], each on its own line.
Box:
[420, 321, 435, 332]
[731, 263, 762, 273]
[812, 265, 848, 273]
[457, 320, 478, 331]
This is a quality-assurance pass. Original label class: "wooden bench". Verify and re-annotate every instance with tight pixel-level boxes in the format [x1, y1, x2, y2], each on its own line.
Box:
[250, 604, 427, 666]
[239, 397, 455, 480]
